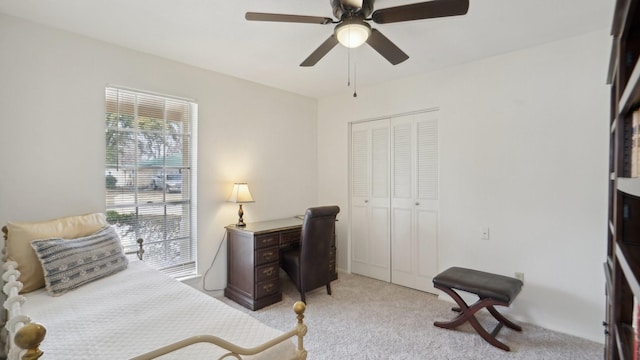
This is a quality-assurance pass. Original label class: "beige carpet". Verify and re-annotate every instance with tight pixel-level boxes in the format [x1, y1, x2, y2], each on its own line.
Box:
[215, 271, 602, 360]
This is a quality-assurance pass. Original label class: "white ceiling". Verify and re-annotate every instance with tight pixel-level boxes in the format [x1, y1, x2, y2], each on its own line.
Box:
[0, 0, 614, 99]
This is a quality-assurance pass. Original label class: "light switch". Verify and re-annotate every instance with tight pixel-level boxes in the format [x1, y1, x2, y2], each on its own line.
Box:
[481, 227, 490, 240]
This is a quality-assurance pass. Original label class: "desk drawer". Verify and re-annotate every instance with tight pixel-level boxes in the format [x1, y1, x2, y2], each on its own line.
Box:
[256, 279, 280, 298]
[256, 263, 279, 283]
[255, 247, 279, 266]
[280, 230, 300, 246]
[255, 234, 278, 249]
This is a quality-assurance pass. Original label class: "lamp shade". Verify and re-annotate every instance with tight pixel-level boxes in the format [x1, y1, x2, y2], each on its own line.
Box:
[228, 183, 255, 203]
[335, 21, 371, 48]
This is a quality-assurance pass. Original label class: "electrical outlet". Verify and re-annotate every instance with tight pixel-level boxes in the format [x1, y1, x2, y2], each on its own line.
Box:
[515, 272, 524, 283]
[480, 227, 490, 240]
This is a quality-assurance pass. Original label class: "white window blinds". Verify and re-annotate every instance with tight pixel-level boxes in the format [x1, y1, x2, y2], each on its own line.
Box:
[105, 86, 197, 278]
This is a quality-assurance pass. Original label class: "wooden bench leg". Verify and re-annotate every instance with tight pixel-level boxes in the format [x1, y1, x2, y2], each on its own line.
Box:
[487, 305, 521, 332]
[433, 284, 520, 351]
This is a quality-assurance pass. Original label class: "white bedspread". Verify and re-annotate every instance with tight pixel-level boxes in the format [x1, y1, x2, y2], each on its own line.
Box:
[21, 260, 296, 359]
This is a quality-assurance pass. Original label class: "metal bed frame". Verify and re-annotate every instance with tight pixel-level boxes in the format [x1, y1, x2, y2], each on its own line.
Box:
[1, 226, 308, 360]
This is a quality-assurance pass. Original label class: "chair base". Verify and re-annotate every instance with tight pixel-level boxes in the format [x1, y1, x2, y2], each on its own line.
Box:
[298, 283, 332, 303]
[433, 283, 521, 351]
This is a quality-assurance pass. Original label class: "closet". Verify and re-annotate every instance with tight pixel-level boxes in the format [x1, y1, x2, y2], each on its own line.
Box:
[350, 110, 439, 293]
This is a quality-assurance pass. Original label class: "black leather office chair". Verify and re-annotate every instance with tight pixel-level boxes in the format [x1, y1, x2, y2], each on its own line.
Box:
[281, 205, 340, 303]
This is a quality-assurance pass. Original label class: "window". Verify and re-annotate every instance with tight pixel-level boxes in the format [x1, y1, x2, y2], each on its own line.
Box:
[105, 87, 197, 278]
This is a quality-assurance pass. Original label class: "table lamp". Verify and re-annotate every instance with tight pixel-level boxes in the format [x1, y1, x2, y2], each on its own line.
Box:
[228, 182, 255, 227]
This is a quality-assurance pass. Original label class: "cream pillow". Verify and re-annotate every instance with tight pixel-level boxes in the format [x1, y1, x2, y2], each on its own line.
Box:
[5, 212, 108, 293]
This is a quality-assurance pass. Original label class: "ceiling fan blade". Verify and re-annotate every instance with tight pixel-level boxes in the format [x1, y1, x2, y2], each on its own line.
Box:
[246, 12, 333, 25]
[300, 35, 340, 67]
[366, 29, 409, 65]
[371, 0, 469, 24]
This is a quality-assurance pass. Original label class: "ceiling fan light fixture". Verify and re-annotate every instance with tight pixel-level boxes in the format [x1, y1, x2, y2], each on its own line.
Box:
[335, 21, 371, 48]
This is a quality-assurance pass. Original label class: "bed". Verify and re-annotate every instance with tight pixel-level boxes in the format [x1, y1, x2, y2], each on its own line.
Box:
[0, 213, 308, 360]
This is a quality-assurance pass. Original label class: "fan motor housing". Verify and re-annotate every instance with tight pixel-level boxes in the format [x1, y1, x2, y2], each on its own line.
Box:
[331, 0, 374, 20]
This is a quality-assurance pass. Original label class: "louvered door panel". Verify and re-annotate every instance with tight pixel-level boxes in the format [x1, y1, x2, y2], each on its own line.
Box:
[417, 119, 438, 200]
[350, 120, 391, 282]
[393, 122, 412, 199]
[391, 112, 439, 293]
[351, 129, 369, 198]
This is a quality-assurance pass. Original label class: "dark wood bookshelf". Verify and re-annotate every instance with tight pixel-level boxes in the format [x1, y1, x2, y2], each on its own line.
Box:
[605, 1, 640, 359]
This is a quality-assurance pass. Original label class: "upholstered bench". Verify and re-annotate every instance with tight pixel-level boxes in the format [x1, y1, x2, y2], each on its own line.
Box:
[432, 267, 523, 351]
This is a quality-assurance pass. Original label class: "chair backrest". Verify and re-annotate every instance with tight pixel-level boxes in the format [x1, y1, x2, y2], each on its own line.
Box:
[299, 205, 340, 291]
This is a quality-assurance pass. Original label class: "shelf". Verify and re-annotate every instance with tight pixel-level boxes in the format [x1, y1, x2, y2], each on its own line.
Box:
[617, 0, 640, 115]
[618, 177, 640, 197]
[616, 242, 640, 298]
[611, 0, 632, 38]
[620, 58, 640, 115]
[616, 322, 635, 360]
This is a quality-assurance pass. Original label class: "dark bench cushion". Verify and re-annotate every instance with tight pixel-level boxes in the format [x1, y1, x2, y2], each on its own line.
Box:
[433, 267, 523, 304]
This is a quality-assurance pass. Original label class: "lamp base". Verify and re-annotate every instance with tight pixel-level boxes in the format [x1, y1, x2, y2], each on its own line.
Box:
[236, 204, 246, 227]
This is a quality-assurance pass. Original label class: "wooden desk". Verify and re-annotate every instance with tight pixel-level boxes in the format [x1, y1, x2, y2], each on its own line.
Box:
[224, 217, 337, 310]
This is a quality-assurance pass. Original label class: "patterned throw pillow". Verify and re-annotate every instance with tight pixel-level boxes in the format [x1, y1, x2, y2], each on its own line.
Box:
[30, 226, 129, 296]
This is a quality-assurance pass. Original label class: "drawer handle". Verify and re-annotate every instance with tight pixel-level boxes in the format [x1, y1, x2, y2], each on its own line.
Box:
[262, 268, 274, 276]
[263, 284, 274, 293]
[262, 238, 271, 244]
[262, 252, 274, 260]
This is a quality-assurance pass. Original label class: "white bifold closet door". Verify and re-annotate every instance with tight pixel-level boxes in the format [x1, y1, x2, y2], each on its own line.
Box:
[350, 111, 439, 293]
[351, 119, 392, 282]
[390, 112, 439, 293]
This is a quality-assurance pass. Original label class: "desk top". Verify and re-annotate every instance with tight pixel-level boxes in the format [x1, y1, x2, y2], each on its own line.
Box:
[225, 217, 303, 235]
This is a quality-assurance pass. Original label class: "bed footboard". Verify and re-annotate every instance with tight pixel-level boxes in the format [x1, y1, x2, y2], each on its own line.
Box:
[13, 323, 45, 360]
[2, 259, 46, 360]
[129, 301, 308, 360]
[7, 298, 306, 360]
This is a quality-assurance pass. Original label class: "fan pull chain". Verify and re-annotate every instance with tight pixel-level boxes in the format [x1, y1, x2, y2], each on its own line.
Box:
[347, 45, 351, 87]
[353, 62, 358, 98]
[352, 46, 358, 98]
[346, 46, 358, 98]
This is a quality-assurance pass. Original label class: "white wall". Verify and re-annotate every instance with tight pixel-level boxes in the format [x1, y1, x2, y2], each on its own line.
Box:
[317, 30, 610, 342]
[0, 14, 319, 291]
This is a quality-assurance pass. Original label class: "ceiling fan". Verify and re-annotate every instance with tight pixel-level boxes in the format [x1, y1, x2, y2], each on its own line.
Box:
[245, 0, 469, 67]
